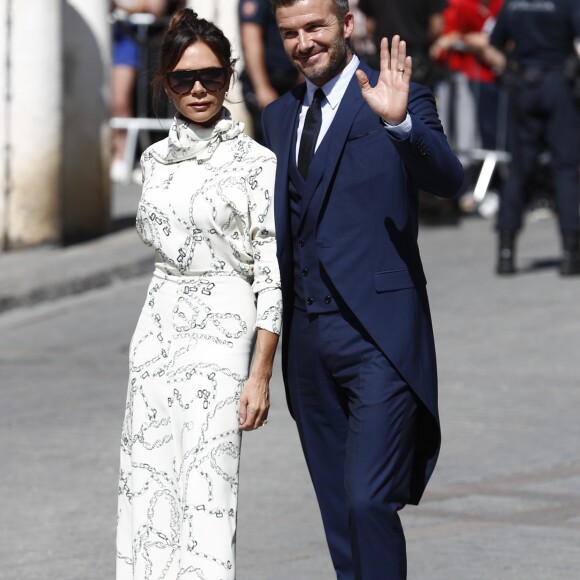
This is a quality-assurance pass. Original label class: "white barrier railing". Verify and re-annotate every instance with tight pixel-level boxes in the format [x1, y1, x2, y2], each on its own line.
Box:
[454, 148, 512, 202]
[110, 117, 173, 184]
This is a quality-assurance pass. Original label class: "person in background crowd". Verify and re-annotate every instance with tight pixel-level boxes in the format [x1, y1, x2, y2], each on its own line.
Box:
[430, 0, 505, 214]
[349, 0, 377, 65]
[481, 0, 580, 276]
[263, 0, 463, 578]
[116, 9, 281, 579]
[238, 0, 301, 143]
[358, 0, 461, 224]
[462, 1, 505, 152]
[110, 0, 168, 183]
[358, 0, 447, 89]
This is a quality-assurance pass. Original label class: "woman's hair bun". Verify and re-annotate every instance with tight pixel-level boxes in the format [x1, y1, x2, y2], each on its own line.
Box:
[168, 8, 198, 31]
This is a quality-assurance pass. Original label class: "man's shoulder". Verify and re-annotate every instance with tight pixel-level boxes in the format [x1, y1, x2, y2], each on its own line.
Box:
[409, 81, 432, 98]
[264, 84, 304, 116]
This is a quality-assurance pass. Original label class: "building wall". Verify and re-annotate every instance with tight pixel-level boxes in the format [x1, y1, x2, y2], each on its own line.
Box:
[0, 0, 110, 251]
[6, 0, 62, 249]
[62, 0, 111, 242]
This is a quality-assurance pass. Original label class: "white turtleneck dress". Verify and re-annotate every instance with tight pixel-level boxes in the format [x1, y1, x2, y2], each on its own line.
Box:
[116, 111, 281, 580]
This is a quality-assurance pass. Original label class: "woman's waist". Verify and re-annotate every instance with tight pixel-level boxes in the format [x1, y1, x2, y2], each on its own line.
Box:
[152, 262, 252, 286]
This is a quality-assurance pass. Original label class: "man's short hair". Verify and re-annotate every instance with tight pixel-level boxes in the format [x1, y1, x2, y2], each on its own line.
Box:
[270, 0, 349, 19]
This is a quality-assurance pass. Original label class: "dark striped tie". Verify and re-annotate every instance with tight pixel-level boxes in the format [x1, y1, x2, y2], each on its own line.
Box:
[298, 88, 325, 178]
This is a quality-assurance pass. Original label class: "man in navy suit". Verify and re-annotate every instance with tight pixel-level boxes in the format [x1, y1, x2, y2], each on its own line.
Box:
[262, 1, 463, 578]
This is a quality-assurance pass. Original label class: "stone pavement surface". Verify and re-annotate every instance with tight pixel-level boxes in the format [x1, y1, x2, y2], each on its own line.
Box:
[1, 183, 579, 579]
[0, 183, 148, 313]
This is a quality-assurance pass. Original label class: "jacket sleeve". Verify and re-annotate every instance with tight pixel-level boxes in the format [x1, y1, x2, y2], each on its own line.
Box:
[388, 83, 464, 198]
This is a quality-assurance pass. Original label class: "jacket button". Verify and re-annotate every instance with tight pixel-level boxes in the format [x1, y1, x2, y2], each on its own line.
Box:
[302, 267, 309, 276]
[298, 239, 305, 247]
[306, 297, 314, 306]
[324, 296, 332, 304]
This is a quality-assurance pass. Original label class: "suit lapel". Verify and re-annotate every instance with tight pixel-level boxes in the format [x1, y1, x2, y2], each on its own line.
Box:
[299, 65, 376, 227]
[273, 87, 304, 262]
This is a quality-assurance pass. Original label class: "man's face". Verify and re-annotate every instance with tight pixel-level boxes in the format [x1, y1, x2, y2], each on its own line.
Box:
[276, 0, 354, 86]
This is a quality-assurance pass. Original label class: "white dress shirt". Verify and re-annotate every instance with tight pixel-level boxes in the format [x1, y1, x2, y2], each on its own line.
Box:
[295, 54, 412, 163]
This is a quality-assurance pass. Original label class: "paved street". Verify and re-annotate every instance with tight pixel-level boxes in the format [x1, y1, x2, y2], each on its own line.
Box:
[1, 199, 579, 579]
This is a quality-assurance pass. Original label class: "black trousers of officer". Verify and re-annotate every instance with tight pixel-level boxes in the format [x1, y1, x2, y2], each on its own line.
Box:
[497, 70, 580, 233]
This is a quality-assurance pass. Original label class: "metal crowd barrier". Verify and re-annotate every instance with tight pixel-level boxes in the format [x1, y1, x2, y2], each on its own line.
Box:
[109, 117, 173, 184]
[437, 42, 512, 206]
[109, 12, 174, 183]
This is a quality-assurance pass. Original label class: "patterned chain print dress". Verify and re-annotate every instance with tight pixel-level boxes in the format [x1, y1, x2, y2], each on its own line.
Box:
[117, 110, 281, 580]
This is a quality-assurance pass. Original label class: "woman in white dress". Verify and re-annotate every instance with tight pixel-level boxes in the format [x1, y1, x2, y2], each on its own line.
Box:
[116, 9, 281, 579]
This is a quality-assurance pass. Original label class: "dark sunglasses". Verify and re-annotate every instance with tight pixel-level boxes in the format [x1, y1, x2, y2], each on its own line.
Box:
[165, 67, 228, 94]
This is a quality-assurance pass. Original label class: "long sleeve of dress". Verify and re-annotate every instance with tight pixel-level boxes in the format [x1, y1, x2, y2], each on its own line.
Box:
[247, 151, 282, 335]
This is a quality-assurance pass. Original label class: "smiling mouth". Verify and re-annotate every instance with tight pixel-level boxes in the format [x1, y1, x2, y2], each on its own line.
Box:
[297, 52, 321, 65]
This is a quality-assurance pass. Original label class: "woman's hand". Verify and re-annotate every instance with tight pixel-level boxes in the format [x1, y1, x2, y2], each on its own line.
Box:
[238, 374, 270, 431]
[238, 328, 278, 431]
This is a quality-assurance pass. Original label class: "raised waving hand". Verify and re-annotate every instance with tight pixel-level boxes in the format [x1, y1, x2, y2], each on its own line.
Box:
[355, 35, 412, 126]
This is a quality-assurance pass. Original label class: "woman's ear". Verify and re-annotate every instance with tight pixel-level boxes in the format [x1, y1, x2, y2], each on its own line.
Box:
[227, 68, 235, 89]
[163, 78, 171, 96]
[163, 83, 173, 103]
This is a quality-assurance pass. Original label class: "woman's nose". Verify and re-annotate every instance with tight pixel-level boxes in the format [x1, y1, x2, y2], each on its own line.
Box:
[191, 80, 206, 94]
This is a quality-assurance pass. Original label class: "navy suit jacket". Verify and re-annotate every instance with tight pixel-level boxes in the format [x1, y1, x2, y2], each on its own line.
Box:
[262, 60, 463, 502]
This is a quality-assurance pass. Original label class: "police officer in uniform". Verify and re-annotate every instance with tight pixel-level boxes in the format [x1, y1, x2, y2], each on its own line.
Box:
[490, 0, 580, 276]
[238, 0, 300, 144]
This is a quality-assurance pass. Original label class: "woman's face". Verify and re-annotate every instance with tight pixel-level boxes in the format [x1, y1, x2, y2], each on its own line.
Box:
[164, 41, 230, 127]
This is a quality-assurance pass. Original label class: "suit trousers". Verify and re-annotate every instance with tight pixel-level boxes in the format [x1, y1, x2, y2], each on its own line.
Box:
[287, 306, 419, 580]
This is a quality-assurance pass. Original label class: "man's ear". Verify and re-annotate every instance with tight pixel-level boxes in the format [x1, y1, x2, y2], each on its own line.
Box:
[343, 12, 355, 40]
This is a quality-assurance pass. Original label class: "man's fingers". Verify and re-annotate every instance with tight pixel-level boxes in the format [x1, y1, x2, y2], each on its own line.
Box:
[403, 55, 413, 81]
[379, 36, 411, 80]
[396, 40, 407, 72]
[355, 69, 371, 93]
[390, 35, 400, 70]
[379, 36, 391, 71]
